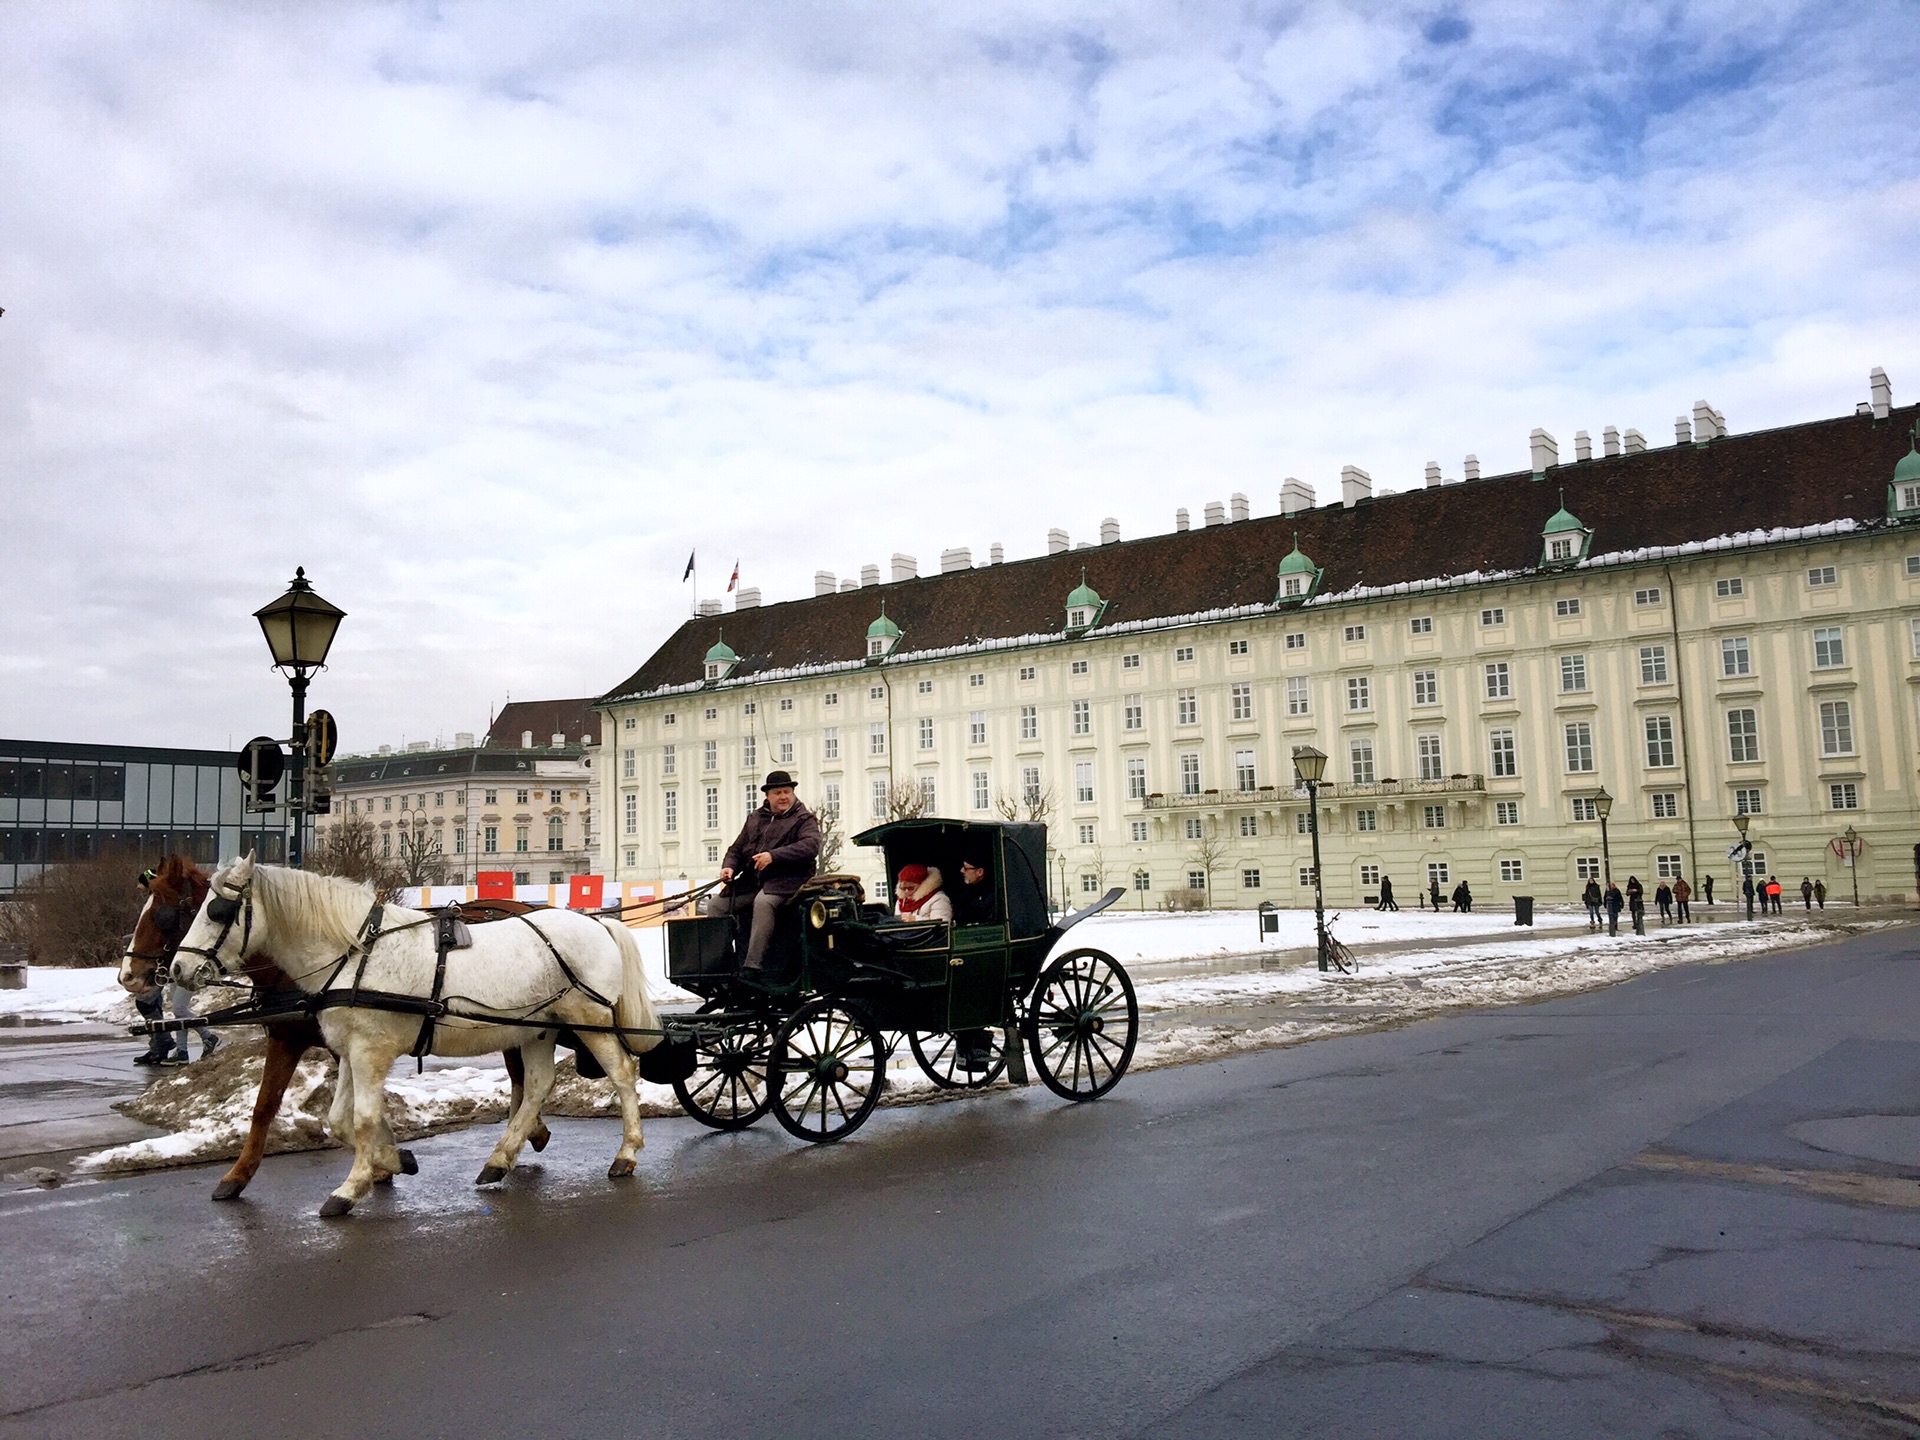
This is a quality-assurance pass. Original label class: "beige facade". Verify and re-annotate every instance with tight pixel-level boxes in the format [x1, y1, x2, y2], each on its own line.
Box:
[597, 525, 1920, 910]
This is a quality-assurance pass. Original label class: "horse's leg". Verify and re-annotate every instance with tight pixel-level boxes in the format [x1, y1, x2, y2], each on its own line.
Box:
[477, 1038, 556, 1185]
[320, 1031, 404, 1219]
[504, 1046, 550, 1153]
[576, 1031, 644, 1179]
[212, 1026, 308, 1202]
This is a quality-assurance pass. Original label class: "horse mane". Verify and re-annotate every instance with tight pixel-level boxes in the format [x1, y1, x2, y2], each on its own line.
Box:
[247, 864, 405, 953]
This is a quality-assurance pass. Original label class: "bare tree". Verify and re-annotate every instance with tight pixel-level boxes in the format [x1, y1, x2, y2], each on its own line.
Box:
[396, 823, 447, 890]
[993, 780, 1057, 825]
[815, 803, 845, 874]
[1189, 817, 1230, 909]
[886, 776, 935, 822]
[0, 851, 146, 967]
[308, 816, 406, 902]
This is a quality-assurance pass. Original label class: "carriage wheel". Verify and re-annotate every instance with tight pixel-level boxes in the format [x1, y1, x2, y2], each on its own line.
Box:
[909, 1025, 1009, 1090]
[769, 999, 884, 1143]
[1023, 949, 1138, 1102]
[671, 1000, 775, 1131]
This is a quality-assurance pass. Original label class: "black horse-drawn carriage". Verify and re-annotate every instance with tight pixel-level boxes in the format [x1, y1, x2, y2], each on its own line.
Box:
[659, 818, 1136, 1143]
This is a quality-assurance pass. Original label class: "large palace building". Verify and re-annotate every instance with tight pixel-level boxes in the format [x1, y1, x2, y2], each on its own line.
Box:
[596, 378, 1920, 911]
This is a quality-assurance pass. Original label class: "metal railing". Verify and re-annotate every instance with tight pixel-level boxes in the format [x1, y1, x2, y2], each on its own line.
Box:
[1141, 775, 1485, 809]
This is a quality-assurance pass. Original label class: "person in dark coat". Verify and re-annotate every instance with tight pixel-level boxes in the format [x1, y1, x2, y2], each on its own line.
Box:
[1814, 879, 1827, 909]
[1377, 876, 1397, 911]
[1655, 882, 1673, 924]
[702, 770, 821, 974]
[1800, 877, 1814, 910]
[1451, 881, 1473, 913]
[1429, 877, 1443, 911]
[954, 854, 996, 926]
[1604, 882, 1624, 936]
[1626, 876, 1645, 935]
[1702, 874, 1715, 905]
[1583, 879, 1603, 929]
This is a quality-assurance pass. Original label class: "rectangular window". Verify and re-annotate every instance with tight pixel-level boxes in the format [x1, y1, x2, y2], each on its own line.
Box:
[1571, 796, 1598, 822]
[1410, 616, 1433, 635]
[705, 708, 718, 721]
[1830, 782, 1859, 810]
[1576, 856, 1601, 881]
[1230, 683, 1253, 722]
[1346, 676, 1371, 712]
[1122, 653, 1141, 670]
[548, 817, 565, 851]
[1555, 598, 1581, 617]
[969, 712, 987, 746]
[661, 745, 676, 776]
[1287, 676, 1310, 715]
[661, 791, 676, 833]
[1734, 787, 1762, 815]
[1635, 586, 1662, 606]
[1189, 870, 1209, 891]
[780, 697, 793, 711]
[742, 702, 757, 717]
[704, 787, 719, 829]
[1721, 637, 1751, 677]
[822, 728, 840, 762]
[1489, 729, 1516, 778]
[455, 830, 466, 855]
[1499, 858, 1524, 882]
[1177, 690, 1198, 725]
[483, 825, 498, 853]
[1485, 663, 1510, 700]
[1727, 708, 1759, 763]
[919, 717, 935, 750]
[1651, 792, 1678, 819]
[968, 673, 984, 688]
[1565, 722, 1595, 773]
[1186, 817, 1204, 840]
[1912, 618, 1920, 660]
[870, 723, 888, 757]
[1296, 812, 1311, 835]
[1359, 864, 1381, 887]
[823, 692, 838, 708]
[1656, 853, 1683, 879]
[1077, 823, 1096, 845]
[515, 825, 530, 853]
[1416, 734, 1444, 782]
[1180, 753, 1202, 796]
[870, 778, 889, 819]
[919, 776, 937, 811]
[484, 790, 497, 806]
[662, 712, 676, 726]
[1412, 670, 1437, 706]
[1639, 645, 1668, 684]
[1348, 739, 1375, 785]
[1644, 715, 1676, 768]
[1018, 766, 1040, 807]
[1124, 694, 1144, 730]
[1074, 763, 1094, 805]
[624, 793, 638, 835]
[1427, 862, 1453, 889]
[1020, 706, 1038, 741]
[1716, 577, 1744, 598]
[1560, 654, 1588, 692]
[1285, 632, 1306, 651]
[1019, 665, 1036, 682]
[869, 686, 884, 701]
[1909, 556, 1920, 578]
[1422, 804, 1445, 829]
[704, 740, 717, 771]
[1235, 750, 1257, 792]
[1175, 645, 1194, 663]
[1127, 757, 1147, 801]
[1072, 699, 1091, 736]
[745, 784, 759, 819]
[972, 770, 989, 811]
[1298, 866, 1313, 888]
[1239, 814, 1258, 837]
[1241, 868, 1261, 890]
[1481, 607, 1505, 627]
[1495, 800, 1519, 825]
[1354, 808, 1377, 832]
[1344, 624, 1367, 643]
[1076, 873, 1098, 895]
[1071, 659, 1089, 676]
[778, 733, 794, 764]
[1229, 639, 1250, 656]
[1808, 565, 1837, 588]
[1812, 626, 1846, 669]
[1131, 820, 1148, 842]
[622, 748, 636, 779]
[916, 678, 933, 695]
[1819, 699, 1854, 756]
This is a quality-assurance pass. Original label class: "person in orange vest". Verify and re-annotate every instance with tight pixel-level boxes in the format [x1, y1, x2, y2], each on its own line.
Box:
[1765, 876, 1784, 914]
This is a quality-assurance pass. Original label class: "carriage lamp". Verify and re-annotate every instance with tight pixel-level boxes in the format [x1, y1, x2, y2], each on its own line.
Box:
[1592, 787, 1614, 887]
[254, 568, 346, 870]
[1291, 746, 1330, 973]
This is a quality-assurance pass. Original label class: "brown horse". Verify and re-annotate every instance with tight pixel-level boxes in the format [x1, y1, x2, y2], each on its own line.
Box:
[120, 855, 549, 1201]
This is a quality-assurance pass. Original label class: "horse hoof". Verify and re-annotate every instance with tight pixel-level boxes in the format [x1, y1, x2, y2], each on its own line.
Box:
[397, 1148, 419, 1175]
[211, 1179, 245, 1202]
[475, 1165, 508, 1186]
[530, 1127, 551, 1153]
[318, 1195, 353, 1219]
[608, 1158, 636, 1179]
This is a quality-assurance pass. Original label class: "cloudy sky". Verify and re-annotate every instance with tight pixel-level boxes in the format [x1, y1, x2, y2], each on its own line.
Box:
[3, 2, 1916, 753]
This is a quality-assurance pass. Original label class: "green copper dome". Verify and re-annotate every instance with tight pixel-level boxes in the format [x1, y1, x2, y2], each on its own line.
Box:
[867, 604, 901, 640]
[704, 634, 738, 665]
[1066, 569, 1103, 609]
[1543, 504, 1585, 534]
[1276, 536, 1318, 574]
[1895, 423, 1920, 485]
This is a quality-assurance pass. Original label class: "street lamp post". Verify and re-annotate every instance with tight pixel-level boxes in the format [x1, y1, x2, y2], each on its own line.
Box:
[1292, 745, 1330, 973]
[1593, 786, 1614, 887]
[1734, 811, 1754, 920]
[253, 568, 345, 869]
[1844, 825, 1860, 908]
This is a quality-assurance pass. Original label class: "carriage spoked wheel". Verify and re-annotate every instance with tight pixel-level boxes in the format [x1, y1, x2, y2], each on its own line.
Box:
[768, 998, 885, 1143]
[909, 1025, 1009, 1090]
[1023, 948, 1139, 1102]
[671, 999, 775, 1131]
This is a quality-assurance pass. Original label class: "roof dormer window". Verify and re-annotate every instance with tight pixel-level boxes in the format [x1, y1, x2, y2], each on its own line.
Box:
[1892, 422, 1920, 520]
[1063, 569, 1105, 634]
[702, 631, 739, 683]
[1540, 491, 1592, 568]
[866, 602, 901, 661]
[1274, 533, 1322, 605]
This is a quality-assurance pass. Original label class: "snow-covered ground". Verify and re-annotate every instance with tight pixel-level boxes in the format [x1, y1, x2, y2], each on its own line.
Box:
[0, 966, 138, 1023]
[1070, 903, 1584, 965]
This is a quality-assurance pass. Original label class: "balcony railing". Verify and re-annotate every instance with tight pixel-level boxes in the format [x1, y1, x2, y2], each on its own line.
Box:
[1141, 775, 1486, 809]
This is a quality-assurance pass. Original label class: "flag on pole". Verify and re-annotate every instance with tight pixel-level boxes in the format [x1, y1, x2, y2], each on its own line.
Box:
[682, 551, 695, 581]
[727, 559, 740, 593]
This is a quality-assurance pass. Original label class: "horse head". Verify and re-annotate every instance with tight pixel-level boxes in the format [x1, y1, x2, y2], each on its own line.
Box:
[120, 854, 210, 993]
[171, 852, 258, 990]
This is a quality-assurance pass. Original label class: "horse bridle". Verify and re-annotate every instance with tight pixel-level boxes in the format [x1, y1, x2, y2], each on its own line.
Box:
[123, 877, 202, 967]
[171, 880, 254, 980]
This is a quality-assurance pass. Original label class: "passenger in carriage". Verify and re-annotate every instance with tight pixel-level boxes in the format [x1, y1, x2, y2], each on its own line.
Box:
[891, 864, 953, 923]
[954, 852, 996, 926]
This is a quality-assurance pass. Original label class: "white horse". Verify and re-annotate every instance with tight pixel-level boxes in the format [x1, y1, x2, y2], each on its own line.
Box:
[171, 855, 660, 1218]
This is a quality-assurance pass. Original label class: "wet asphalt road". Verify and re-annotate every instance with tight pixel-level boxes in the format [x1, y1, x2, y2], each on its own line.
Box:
[3, 922, 1918, 1439]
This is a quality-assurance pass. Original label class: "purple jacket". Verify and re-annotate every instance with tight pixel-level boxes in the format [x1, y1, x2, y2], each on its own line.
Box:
[722, 801, 822, 899]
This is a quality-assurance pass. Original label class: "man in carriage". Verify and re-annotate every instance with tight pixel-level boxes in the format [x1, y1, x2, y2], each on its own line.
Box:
[702, 769, 822, 976]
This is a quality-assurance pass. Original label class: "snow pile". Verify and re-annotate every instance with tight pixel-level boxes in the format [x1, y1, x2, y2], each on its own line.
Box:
[0, 966, 139, 1023]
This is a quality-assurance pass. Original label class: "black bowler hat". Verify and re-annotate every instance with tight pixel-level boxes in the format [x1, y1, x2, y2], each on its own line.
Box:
[762, 770, 798, 792]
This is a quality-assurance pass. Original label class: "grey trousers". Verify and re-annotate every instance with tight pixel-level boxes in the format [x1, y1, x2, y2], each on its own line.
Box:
[167, 984, 213, 1053]
[702, 889, 785, 969]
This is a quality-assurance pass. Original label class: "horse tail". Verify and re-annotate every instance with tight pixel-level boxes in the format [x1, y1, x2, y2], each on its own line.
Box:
[602, 918, 661, 1055]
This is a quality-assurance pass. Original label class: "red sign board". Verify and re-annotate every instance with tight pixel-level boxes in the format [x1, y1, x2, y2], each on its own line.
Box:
[569, 875, 605, 910]
[475, 871, 515, 900]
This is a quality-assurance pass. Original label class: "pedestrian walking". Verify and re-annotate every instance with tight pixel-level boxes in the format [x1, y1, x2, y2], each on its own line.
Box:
[1766, 876, 1784, 914]
[1429, 877, 1443, 911]
[1604, 882, 1624, 936]
[1703, 874, 1715, 905]
[1742, 874, 1756, 912]
[1378, 876, 1398, 911]
[1626, 876, 1646, 935]
[1800, 877, 1814, 910]
[1814, 879, 1827, 909]
[1674, 876, 1691, 922]
[1583, 879, 1603, 929]
[1451, 881, 1473, 913]
[1655, 882, 1673, 924]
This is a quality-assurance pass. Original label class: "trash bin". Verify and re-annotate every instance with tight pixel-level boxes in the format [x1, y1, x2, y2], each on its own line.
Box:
[1513, 896, 1534, 927]
[1257, 901, 1279, 941]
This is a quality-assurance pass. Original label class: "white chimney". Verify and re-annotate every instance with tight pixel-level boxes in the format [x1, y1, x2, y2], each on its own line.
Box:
[1603, 426, 1620, 458]
[378, 744, 392, 755]
[407, 740, 430, 753]
[697, 598, 723, 616]
[1574, 430, 1592, 462]
[522, 730, 534, 748]
[734, 586, 761, 609]
[1203, 500, 1226, 526]
[890, 554, 918, 582]
[454, 732, 475, 749]
[839, 578, 856, 592]
[989, 543, 1004, 565]
[1047, 528, 1069, 555]
[814, 570, 836, 597]
[940, 547, 972, 573]
[1463, 455, 1480, 481]
[1624, 428, 1647, 454]
[1229, 493, 1249, 523]
[1100, 517, 1120, 544]
[1692, 400, 1721, 442]
[1424, 462, 1442, 488]
[1175, 508, 1190, 532]
[860, 565, 879, 587]
[1341, 466, 1372, 507]
[1870, 367, 1892, 421]
[1280, 478, 1315, 515]
[1675, 415, 1692, 446]
[1529, 428, 1558, 474]
[552, 733, 565, 747]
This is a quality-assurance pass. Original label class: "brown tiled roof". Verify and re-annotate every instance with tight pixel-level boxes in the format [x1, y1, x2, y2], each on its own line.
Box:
[484, 698, 599, 749]
[604, 405, 1919, 700]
